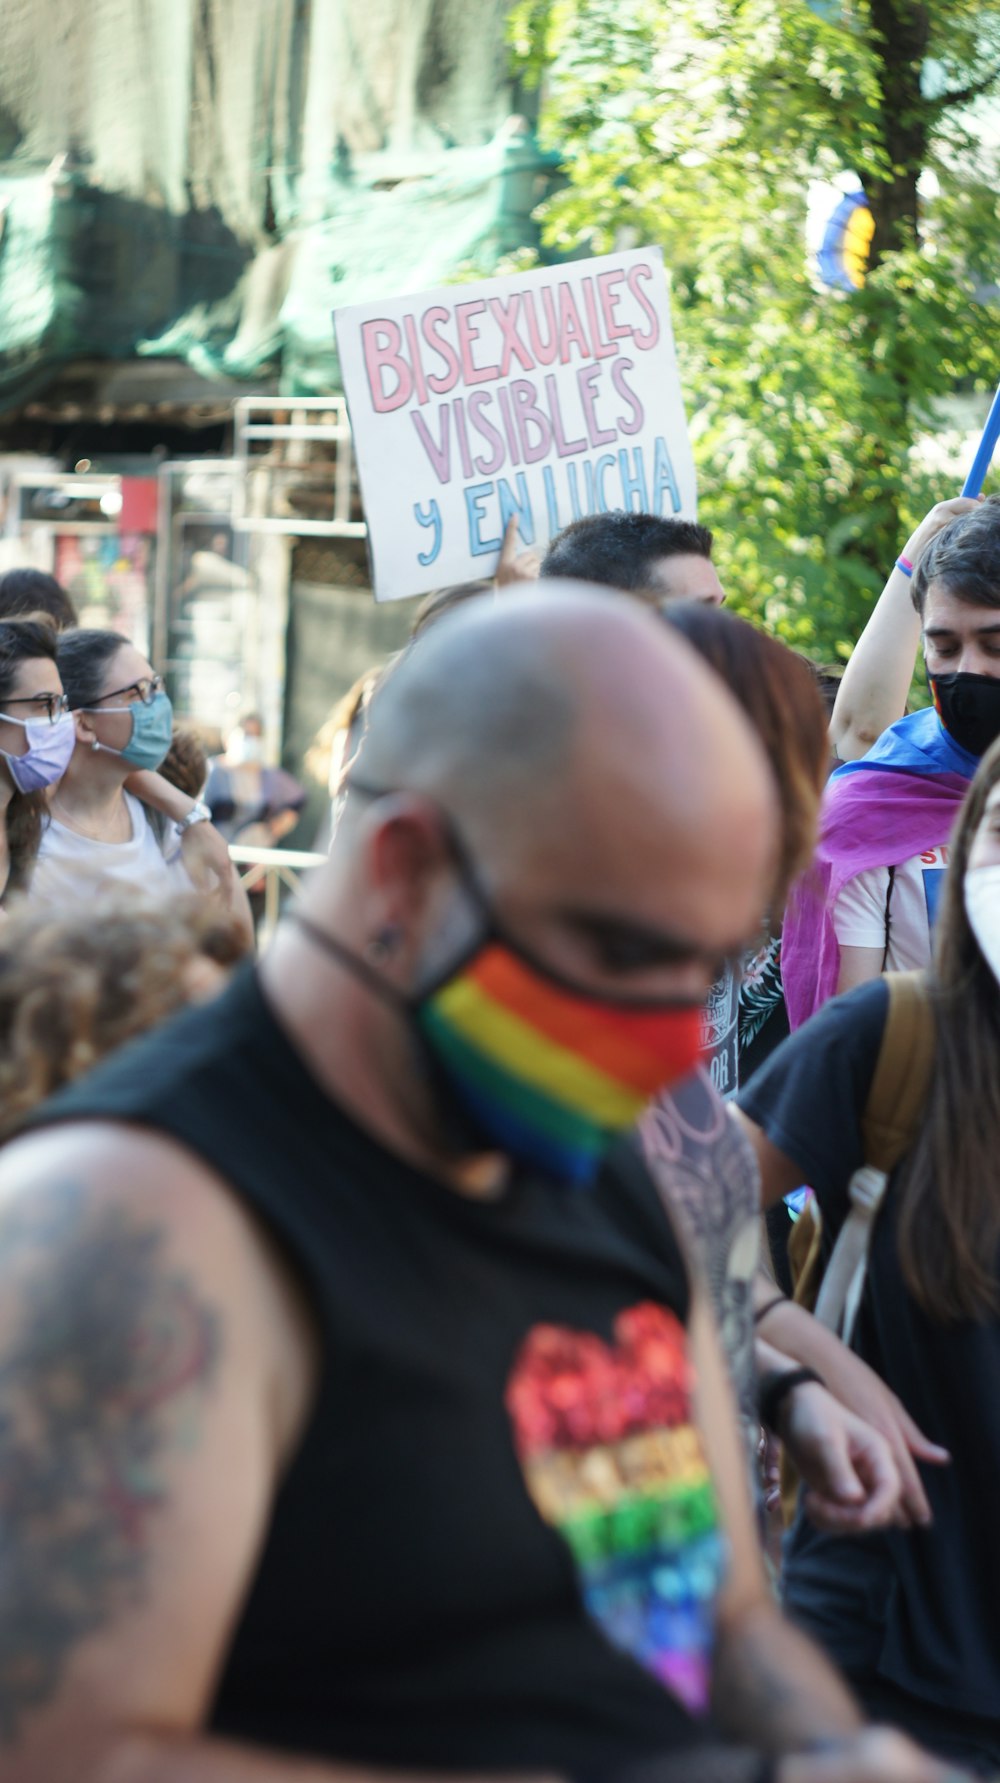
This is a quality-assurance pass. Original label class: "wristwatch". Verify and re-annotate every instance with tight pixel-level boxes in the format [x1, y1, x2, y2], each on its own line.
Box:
[176, 800, 213, 833]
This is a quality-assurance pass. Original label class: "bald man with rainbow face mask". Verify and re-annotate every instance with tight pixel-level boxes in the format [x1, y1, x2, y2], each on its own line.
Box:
[0, 586, 963, 1783]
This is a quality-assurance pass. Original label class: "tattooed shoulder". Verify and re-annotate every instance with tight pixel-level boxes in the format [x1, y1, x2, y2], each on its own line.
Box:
[0, 1181, 221, 1744]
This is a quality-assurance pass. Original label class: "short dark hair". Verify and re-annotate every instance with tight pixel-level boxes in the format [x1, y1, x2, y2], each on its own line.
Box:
[56, 628, 128, 710]
[0, 568, 78, 630]
[539, 511, 713, 594]
[911, 495, 1000, 618]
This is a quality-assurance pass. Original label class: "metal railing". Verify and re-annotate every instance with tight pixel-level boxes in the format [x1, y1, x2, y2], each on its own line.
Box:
[229, 843, 327, 941]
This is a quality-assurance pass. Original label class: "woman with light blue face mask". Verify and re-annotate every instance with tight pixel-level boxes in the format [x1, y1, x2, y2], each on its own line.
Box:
[30, 630, 212, 907]
[0, 614, 75, 905]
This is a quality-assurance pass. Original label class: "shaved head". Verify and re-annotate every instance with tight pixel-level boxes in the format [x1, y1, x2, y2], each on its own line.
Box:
[340, 582, 779, 977]
[357, 588, 578, 836]
[275, 582, 779, 1175]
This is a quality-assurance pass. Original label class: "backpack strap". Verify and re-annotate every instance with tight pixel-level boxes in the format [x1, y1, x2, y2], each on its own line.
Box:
[860, 969, 936, 1174]
[813, 970, 935, 1343]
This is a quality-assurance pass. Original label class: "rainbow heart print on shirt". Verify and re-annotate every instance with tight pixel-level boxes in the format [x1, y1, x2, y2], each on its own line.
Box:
[505, 1302, 726, 1716]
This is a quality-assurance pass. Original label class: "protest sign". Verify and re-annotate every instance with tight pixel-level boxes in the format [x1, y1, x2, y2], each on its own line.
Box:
[333, 247, 696, 602]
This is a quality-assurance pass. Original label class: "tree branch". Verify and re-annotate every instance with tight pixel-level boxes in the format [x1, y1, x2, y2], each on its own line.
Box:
[933, 59, 1000, 111]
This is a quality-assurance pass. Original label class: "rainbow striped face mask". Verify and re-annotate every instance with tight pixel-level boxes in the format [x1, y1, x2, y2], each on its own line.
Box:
[414, 934, 705, 1185]
[299, 784, 705, 1186]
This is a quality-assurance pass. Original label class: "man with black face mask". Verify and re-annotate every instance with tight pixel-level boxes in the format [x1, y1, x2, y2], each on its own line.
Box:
[782, 496, 1000, 1027]
[0, 586, 959, 1783]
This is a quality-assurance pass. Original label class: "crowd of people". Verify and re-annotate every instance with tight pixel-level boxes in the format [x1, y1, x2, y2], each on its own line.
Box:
[0, 495, 998, 1783]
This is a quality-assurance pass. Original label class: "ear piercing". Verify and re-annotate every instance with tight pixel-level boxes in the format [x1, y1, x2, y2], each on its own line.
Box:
[365, 925, 401, 965]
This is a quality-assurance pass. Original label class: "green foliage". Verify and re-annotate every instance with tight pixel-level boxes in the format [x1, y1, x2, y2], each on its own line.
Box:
[506, 0, 1000, 658]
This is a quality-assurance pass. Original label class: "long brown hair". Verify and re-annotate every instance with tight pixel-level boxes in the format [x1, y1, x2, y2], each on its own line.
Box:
[0, 614, 62, 894]
[660, 603, 829, 917]
[896, 738, 1000, 1322]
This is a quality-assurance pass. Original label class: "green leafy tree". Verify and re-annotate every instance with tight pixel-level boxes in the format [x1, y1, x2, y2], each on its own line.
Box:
[508, 0, 1000, 659]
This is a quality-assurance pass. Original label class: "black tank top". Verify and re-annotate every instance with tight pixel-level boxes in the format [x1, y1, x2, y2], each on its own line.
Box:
[36, 966, 726, 1773]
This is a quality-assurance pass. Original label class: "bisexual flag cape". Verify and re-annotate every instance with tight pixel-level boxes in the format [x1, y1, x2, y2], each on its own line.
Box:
[781, 707, 977, 1030]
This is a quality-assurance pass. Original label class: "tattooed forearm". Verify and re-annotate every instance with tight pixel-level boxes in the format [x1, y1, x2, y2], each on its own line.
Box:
[0, 1183, 220, 1744]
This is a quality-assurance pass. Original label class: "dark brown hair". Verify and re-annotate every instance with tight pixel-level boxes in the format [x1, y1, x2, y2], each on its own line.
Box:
[0, 614, 62, 895]
[910, 493, 1000, 618]
[660, 603, 829, 916]
[161, 726, 209, 801]
[0, 568, 77, 631]
[895, 738, 1000, 1321]
[540, 512, 713, 593]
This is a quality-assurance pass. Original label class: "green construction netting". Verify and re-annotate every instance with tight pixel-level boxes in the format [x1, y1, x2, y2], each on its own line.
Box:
[0, 0, 553, 409]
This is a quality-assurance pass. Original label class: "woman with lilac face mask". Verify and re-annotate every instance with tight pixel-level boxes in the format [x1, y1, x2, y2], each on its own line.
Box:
[28, 630, 252, 944]
[0, 615, 75, 905]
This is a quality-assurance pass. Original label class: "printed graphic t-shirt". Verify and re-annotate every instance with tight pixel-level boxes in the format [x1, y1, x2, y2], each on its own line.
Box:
[738, 978, 1000, 1724]
[832, 844, 949, 972]
[701, 964, 741, 1100]
[32, 965, 729, 1775]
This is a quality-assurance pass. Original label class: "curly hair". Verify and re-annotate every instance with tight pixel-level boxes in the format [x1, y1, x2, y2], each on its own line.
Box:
[0, 896, 248, 1141]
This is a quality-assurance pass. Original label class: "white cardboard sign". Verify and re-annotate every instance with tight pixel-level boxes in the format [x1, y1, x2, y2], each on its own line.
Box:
[333, 247, 696, 602]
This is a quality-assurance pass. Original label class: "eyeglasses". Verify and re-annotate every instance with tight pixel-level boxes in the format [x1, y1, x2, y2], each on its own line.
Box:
[90, 674, 164, 709]
[1, 692, 71, 723]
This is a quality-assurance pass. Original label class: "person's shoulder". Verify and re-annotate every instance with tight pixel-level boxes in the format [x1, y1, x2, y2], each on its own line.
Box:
[0, 1119, 252, 1292]
[737, 977, 890, 1125]
[737, 980, 891, 1201]
[0, 1112, 312, 1468]
[123, 788, 162, 839]
[752, 975, 889, 1078]
[828, 977, 893, 1059]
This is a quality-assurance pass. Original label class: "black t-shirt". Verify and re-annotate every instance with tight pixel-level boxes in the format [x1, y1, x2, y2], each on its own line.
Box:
[738, 978, 1000, 1722]
[32, 966, 729, 1773]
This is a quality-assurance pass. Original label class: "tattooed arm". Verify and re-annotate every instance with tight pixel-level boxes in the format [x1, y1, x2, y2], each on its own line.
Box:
[0, 1121, 325, 1783]
[0, 1126, 558, 1783]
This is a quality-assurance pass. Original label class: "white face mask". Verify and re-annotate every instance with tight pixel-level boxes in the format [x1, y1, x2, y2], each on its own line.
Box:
[228, 729, 263, 766]
[964, 863, 1000, 984]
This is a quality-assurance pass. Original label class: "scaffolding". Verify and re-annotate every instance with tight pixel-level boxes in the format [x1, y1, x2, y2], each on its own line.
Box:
[231, 396, 367, 540]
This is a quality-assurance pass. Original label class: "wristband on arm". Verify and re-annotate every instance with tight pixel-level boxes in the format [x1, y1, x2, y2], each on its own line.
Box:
[895, 555, 914, 577]
[753, 1294, 787, 1326]
[758, 1366, 825, 1435]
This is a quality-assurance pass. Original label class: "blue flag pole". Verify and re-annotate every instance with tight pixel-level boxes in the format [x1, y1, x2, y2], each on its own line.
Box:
[962, 381, 1000, 497]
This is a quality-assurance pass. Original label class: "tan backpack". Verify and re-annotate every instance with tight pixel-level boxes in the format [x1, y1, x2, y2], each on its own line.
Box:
[779, 970, 936, 1520]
